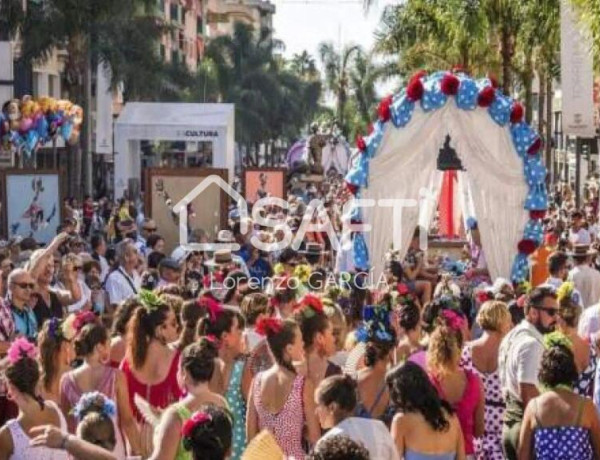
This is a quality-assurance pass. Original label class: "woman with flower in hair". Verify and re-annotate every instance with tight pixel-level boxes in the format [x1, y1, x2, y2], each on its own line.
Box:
[196, 296, 249, 460]
[293, 293, 340, 387]
[247, 317, 320, 457]
[427, 309, 484, 458]
[149, 338, 227, 460]
[37, 315, 77, 404]
[556, 282, 597, 398]
[120, 291, 181, 456]
[518, 332, 600, 459]
[60, 315, 141, 457]
[0, 338, 68, 459]
[72, 392, 118, 453]
[353, 304, 397, 426]
[181, 405, 233, 460]
[108, 297, 141, 367]
[395, 298, 424, 364]
[460, 300, 512, 460]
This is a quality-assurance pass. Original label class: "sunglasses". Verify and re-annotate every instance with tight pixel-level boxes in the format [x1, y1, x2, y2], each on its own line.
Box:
[13, 282, 35, 290]
[144, 227, 158, 233]
[532, 305, 558, 317]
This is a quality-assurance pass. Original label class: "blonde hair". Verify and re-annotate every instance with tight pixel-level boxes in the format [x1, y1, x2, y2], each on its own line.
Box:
[240, 292, 269, 326]
[427, 325, 462, 376]
[476, 300, 511, 332]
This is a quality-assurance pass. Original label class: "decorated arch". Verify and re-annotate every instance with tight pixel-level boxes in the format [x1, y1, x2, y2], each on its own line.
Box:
[342, 70, 547, 284]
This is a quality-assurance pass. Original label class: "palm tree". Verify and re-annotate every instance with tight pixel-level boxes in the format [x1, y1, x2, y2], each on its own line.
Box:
[569, 0, 600, 67]
[318, 42, 361, 135]
[0, 0, 24, 40]
[290, 51, 318, 79]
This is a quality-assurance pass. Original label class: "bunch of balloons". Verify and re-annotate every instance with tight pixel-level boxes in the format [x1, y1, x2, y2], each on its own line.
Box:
[0, 95, 84, 158]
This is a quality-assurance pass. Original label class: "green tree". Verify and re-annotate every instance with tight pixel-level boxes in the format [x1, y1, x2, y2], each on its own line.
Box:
[569, 0, 600, 67]
[318, 42, 361, 135]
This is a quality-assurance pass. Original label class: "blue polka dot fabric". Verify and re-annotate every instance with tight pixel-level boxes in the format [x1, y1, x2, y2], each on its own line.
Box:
[533, 426, 593, 460]
[456, 78, 479, 110]
[524, 156, 547, 187]
[511, 122, 539, 157]
[352, 232, 369, 271]
[523, 219, 543, 245]
[391, 95, 415, 127]
[525, 184, 549, 211]
[345, 153, 369, 188]
[488, 92, 512, 126]
[511, 253, 530, 283]
[420, 78, 448, 112]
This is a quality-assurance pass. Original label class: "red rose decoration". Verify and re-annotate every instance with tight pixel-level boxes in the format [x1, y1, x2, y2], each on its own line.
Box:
[255, 317, 283, 336]
[440, 73, 460, 95]
[477, 86, 496, 107]
[181, 412, 211, 439]
[300, 293, 324, 313]
[527, 137, 542, 155]
[476, 291, 492, 304]
[397, 283, 410, 295]
[378, 96, 393, 122]
[356, 134, 367, 152]
[517, 239, 537, 255]
[345, 181, 358, 196]
[510, 102, 524, 124]
[529, 210, 547, 220]
[406, 76, 424, 102]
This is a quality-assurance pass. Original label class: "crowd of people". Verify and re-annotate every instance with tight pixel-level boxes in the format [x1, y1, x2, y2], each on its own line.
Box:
[1, 177, 600, 459]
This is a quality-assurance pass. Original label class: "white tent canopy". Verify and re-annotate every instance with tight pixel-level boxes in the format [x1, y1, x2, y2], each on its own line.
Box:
[364, 102, 530, 282]
[113, 102, 235, 198]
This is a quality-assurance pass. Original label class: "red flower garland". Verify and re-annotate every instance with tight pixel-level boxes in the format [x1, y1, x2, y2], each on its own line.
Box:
[510, 103, 524, 124]
[527, 137, 542, 155]
[477, 86, 496, 107]
[356, 134, 366, 152]
[517, 239, 537, 255]
[406, 71, 426, 102]
[529, 210, 547, 220]
[345, 181, 358, 196]
[255, 317, 283, 336]
[378, 95, 393, 122]
[440, 73, 460, 96]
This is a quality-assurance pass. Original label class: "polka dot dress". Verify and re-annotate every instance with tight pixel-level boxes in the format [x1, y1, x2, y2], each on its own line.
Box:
[225, 359, 247, 460]
[460, 344, 505, 460]
[533, 426, 593, 459]
[574, 347, 597, 398]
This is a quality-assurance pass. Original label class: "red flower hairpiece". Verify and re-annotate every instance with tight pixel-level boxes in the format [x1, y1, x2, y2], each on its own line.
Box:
[181, 412, 212, 439]
[255, 317, 283, 336]
[198, 296, 223, 323]
[397, 283, 410, 296]
[476, 290, 493, 304]
[73, 311, 97, 333]
[299, 293, 324, 314]
[442, 309, 466, 332]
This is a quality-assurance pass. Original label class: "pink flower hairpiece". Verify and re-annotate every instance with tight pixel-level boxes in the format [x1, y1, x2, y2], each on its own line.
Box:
[441, 309, 466, 332]
[7, 337, 37, 364]
[73, 311, 97, 333]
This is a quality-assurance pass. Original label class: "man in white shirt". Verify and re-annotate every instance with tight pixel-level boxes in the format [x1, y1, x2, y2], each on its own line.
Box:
[499, 285, 558, 460]
[569, 210, 591, 246]
[104, 239, 141, 307]
[568, 245, 600, 309]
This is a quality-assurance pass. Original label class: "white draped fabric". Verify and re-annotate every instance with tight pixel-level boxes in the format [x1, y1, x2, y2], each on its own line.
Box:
[322, 142, 351, 174]
[363, 102, 529, 282]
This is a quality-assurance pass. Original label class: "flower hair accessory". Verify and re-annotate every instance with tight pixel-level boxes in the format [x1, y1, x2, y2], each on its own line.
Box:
[198, 296, 224, 323]
[73, 311, 97, 333]
[556, 281, 580, 306]
[441, 309, 466, 332]
[47, 317, 66, 341]
[294, 293, 324, 318]
[293, 264, 312, 284]
[182, 412, 214, 450]
[255, 317, 283, 336]
[544, 331, 573, 350]
[476, 289, 494, 304]
[62, 314, 78, 341]
[72, 392, 116, 421]
[138, 289, 163, 312]
[355, 304, 394, 343]
[7, 337, 37, 364]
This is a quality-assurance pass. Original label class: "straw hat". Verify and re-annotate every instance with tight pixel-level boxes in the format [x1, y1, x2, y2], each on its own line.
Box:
[205, 248, 234, 267]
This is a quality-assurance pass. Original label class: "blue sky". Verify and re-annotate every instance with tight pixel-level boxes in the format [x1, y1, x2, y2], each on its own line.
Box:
[272, 0, 396, 59]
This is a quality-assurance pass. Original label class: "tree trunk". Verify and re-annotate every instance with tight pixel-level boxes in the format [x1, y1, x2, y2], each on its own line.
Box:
[545, 75, 553, 182]
[500, 28, 513, 95]
[538, 67, 546, 142]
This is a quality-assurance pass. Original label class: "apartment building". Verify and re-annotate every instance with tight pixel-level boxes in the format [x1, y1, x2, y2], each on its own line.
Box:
[205, 0, 275, 38]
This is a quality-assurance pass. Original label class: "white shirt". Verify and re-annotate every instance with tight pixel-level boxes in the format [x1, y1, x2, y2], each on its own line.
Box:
[569, 265, 600, 309]
[98, 254, 110, 282]
[105, 267, 141, 305]
[570, 228, 591, 245]
[316, 417, 400, 460]
[498, 320, 544, 402]
[64, 279, 91, 313]
[579, 303, 600, 340]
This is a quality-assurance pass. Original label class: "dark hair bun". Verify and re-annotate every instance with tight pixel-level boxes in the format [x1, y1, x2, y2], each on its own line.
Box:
[74, 323, 108, 357]
[181, 338, 219, 383]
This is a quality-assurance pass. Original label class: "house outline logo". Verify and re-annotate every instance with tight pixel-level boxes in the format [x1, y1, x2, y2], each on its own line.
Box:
[172, 175, 248, 252]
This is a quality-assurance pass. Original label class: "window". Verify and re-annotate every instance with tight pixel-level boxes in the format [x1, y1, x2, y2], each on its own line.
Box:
[158, 0, 165, 14]
[170, 2, 178, 21]
[197, 15, 203, 35]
